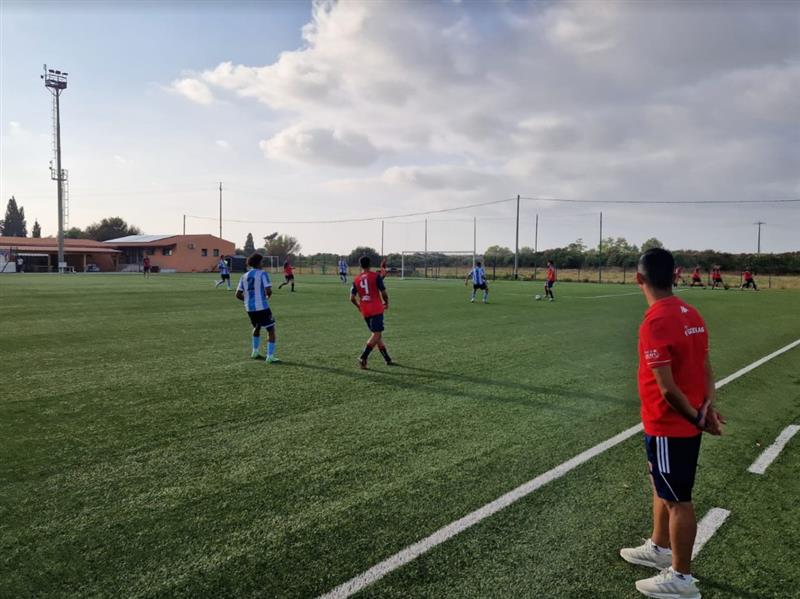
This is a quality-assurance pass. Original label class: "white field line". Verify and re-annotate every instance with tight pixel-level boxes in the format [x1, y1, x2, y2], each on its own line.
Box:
[318, 338, 800, 599]
[747, 424, 800, 475]
[692, 508, 731, 559]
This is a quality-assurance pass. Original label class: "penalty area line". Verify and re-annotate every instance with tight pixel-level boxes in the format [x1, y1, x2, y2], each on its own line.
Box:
[692, 507, 731, 559]
[317, 338, 800, 599]
[747, 424, 800, 475]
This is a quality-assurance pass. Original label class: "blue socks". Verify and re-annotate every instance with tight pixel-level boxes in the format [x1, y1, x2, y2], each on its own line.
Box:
[267, 341, 276, 357]
[252, 336, 260, 352]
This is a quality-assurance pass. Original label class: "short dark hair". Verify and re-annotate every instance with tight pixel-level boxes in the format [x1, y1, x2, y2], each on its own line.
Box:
[359, 255, 371, 269]
[476, 260, 482, 267]
[247, 253, 263, 268]
[638, 248, 674, 290]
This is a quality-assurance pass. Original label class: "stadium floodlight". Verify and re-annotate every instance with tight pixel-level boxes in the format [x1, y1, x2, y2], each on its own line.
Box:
[42, 64, 69, 272]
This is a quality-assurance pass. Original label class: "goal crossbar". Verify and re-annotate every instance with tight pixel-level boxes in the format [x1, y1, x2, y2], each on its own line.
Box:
[400, 250, 480, 280]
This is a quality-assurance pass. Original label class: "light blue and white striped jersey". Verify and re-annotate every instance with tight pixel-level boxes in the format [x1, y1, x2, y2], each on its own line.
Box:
[338, 259, 347, 273]
[236, 269, 272, 312]
[469, 266, 486, 284]
[218, 259, 229, 275]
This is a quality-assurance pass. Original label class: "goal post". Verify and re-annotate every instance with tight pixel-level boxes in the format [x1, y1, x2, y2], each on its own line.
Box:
[400, 250, 480, 280]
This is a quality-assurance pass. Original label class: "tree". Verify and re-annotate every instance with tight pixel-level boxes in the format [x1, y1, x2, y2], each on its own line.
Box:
[84, 217, 142, 241]
[2, 196, 27, 237]
[641, 237, 664, 252]
[32, 220, 42, 238]
[65, 227, 86, 239]
[244, 232, 255, 254]
[347, 246, 380, 266]
[264, 234, 301, 260]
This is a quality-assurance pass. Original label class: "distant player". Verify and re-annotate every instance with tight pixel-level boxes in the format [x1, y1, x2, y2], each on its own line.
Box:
[380, 256, 388, 277]
[673, 265, 686, 287]
[544, 260, 557, 301]
[740, 269, 759, 291]
[214, 255, 232, 289]
[465, 261, 489, 303]
[235, 253, 279, 363]
[338, 257, 348, 283]
[278, 259, 295, 291]
[143, 256, 151, 278]
[689, 266, 704, 288]
[351, 255, 392, 369]
[710, 265, 727, 290]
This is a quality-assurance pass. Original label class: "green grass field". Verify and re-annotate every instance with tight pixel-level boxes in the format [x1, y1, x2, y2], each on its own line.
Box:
[1, 273, 798, 598]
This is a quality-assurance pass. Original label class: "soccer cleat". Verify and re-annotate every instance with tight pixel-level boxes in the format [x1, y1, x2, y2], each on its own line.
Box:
[470, 298, 475, 303]
[266, 356, 281, 363]
[635, 568, 701, 599]
[549, 298, 554, 302]
[250, 350, 261, 359]
[385, 359, 395, 366]
[358, 358, 368, 370]
[620, 539, 673, 570]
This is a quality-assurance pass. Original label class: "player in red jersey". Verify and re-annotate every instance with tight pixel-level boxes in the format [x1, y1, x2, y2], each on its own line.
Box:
[672, 265, 686, 287]
[142, 256, 151, 278]
[710, 265, 727, 290]
[620, 248, 724, 599]
[740, 268, 758, 291]
[544, 260, 557, 301]
[689, 265, 704, 288]
[278, 259, 295, 292]
[350, 255, 393, 369]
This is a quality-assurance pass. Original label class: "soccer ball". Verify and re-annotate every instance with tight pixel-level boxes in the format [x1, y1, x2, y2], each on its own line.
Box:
[535, 294, 542, 301]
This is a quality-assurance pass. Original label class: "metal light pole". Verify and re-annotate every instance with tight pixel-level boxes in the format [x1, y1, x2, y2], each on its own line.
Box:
[755, 221, 765, 254]
[514, 194, 520, 279]
[42, 65, 68, 272]
[219, 182, 223, 239]
[598, 211, 603, 284]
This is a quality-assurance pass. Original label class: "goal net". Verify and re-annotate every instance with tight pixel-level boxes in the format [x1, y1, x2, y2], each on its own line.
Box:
[400, 251, 481, 279]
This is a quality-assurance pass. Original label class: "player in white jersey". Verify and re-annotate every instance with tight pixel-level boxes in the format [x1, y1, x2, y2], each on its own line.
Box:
[235, 253, 279, 363]
[214, 256, 232, 289]
[465, 261, 489, 303]
[338, 257, 348, 283]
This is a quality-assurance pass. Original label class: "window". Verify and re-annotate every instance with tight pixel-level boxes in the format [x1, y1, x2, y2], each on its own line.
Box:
[213, 249, 220, 257]
[146, 248, 156, 255]
[162, 247, 173, 256]
[201, 248, 208, 256]
[188, 243, 196, 250]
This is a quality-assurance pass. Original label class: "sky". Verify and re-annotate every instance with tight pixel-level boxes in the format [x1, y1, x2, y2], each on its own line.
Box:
[1, 0, 799, 255]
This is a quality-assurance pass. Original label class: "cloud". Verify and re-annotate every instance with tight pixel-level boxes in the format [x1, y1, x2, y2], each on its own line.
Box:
[113, 155, 129, 165]
[260, 124, 379, 167]
[172, 0, 799, 201]
[170, 77, 214, 105]
[215, 139, 231, 151]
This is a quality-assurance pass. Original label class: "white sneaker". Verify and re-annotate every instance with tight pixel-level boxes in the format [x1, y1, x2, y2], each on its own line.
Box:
[470, 298, 475, 303]
[620, 539, 673, 570]
[635, 567, 701, 599]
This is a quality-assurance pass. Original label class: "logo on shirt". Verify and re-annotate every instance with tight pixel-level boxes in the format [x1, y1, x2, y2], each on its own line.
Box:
[680, 306, 689, 314]
[645, 349, 660, 360]
[684, 325, 705, 337]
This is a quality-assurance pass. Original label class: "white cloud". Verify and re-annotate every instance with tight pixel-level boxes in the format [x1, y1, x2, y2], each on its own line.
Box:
[260, 124, 379, 167]
[170, 77, 214, 105]
[215, 139, 231, 151]
[113, 155, 129, 165]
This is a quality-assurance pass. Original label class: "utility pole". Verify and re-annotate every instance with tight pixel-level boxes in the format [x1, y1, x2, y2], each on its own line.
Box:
[598, 211, 603, 284]
[42, 65, 68, 272]
[755, 221, 765, 254]
[533, 213, 539, 280]
[424, 218, 428, 278]
[183, 214, 186, 236]
[381, 220, 384, 256]
[219, 181, 223, 239]
[514, 194, 520, 279]
[473, 216, 477, 269]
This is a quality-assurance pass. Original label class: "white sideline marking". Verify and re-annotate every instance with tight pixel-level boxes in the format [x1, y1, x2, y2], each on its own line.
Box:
[747, 424, 800, 475]
[692, 508, 731, 559]
[318, 339, 800, 599]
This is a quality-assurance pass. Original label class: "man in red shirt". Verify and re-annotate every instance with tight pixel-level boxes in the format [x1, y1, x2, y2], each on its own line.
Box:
[142, 256, 151, 278]
[740, 269, 758, 291]
[689, 266, 704, 288]
[544, 260, 556, 301]
[710, 265, 727, 290]
[620, 248, 724, 599]
[278, 259, 295, 292]
[350, 255, 393, 369]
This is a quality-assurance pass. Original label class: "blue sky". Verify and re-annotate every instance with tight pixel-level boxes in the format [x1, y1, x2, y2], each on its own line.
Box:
[2, 1, 798, 254]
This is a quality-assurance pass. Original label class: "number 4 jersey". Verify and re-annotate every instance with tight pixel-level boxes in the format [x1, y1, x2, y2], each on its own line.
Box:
[352, 271, 386, 317]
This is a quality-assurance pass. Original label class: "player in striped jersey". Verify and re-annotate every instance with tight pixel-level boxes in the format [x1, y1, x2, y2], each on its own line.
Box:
[338, 257, 348, 283]
[235, 253, 280, 363]
[214, 256, 232, 289]
[464, 261, 489, 303]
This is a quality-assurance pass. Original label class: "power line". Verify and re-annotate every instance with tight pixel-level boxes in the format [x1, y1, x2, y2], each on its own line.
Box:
[520, 197, 800, 205]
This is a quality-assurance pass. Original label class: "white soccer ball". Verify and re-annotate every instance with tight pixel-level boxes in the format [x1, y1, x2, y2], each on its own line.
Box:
[535, 294, 542, 301]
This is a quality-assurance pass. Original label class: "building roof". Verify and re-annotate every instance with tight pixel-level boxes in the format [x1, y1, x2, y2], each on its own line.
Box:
[103, 234, 176, 244]
[0, 236, 120, 253]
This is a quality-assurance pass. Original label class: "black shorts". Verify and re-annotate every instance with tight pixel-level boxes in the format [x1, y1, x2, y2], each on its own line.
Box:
[645, 434, 702, 502]
[143, 266, 151, 273]
[546, 280, 554, 289]
[248, 309, 275, 329]
[284, 274, 295, 281]
[364, 314, 384, 332]
[473, 282, 488, 290]
[743, 279, 756, 288]
[221, 273, 230, 280]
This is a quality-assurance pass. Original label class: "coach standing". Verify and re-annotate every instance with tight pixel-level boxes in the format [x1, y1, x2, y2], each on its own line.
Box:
[620, 248, 725, 599]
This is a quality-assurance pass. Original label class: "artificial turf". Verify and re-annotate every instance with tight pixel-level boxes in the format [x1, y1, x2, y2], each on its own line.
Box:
[1, 273, 798, 598]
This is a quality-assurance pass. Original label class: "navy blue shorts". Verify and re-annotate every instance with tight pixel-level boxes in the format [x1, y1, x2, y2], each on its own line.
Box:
[645, 434, 701, 502]
[473, 282, 487, 290]
[248, 308, 275, 329]
[546, 280, 554, 289]
[364, 314, 384, 332]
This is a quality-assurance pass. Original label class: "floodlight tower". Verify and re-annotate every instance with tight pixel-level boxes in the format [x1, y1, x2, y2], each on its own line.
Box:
[42, 65, 69, 272]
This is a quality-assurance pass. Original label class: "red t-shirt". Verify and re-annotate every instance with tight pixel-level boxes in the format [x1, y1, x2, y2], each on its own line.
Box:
[692, 268, 701, 279]
[352, 271, 386, 317]
[143, 258, 150, 268]
[743, 270, 752, 280]
[638, 296, 709, 437]
[284, 264, 293, 275]
[712, 269, 721, 280]
[547, 266, 556, 282]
